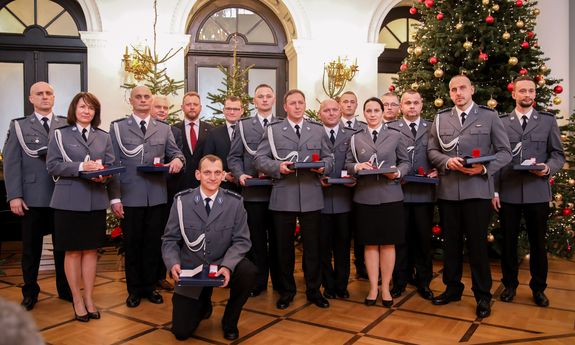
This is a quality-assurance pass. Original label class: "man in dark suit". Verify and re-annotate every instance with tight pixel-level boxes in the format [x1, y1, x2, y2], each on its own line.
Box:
[493, 76, 565, 307]
[318, 98, 355, 299]
[228, 84, 279, 296]
[255, 89, 333, 310]
[391, 90, 436, 300]
[428, 75, 512, 318]
[204, 96, 242, 193]
[3, 81, 71, 310]
[171, 91, 214, 190]
[110, 86, 185, 308]
[162, 155, 256, 341]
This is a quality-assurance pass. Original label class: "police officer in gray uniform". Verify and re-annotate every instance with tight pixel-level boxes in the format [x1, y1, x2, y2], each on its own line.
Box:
[428, 75, 511, 318]
[255, 89, 333, 310]
[2, 81, 71, 310]
[109, 86, 185, 308]
[493, 76, 565, 307]
[162, 155, 256, 341]
[228, 83, 279, 296]
[391, 90, 436, 300]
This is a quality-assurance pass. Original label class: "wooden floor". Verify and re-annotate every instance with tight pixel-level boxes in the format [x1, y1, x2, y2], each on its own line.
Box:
[1, 241, 575, 345]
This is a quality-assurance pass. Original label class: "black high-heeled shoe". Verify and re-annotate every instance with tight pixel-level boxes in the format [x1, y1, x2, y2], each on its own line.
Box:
[87, 310, 100, 319]
[382, 298, 394, 308]
[364, 291, 380, 306]
[73, 305, 90, 322]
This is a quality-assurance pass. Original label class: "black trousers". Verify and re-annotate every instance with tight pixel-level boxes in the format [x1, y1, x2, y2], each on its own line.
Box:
[21, 207, 69, 299]
[244, 201, 279, 291]
[393, 202, 435, 289]
[273, 210, 322, 299]
[122, 204, 167, 296]
[438, 199, 492, 302]
[500, 202, 549, 292]
[320, 212, 351, 293]
[171, 258, 257, 340]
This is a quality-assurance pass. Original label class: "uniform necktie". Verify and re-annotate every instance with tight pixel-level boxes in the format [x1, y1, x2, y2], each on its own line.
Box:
[372, 130, 378, 143]
[190, 122, 197, 151]
[81, 128, 88, 142]
[329, 129, 336, 144]
[521, 115, 528, 131]
[460, 112, 467, 126]
[205, 197, 211, 215]
[230, 124, 236, 139]
[41, 117, 50, 133]
[140, 120, 146, 135]
[409, 123, 417, 138]
[346, 120, 352, 128]
[263, 118, 269, 127]
[294, 124, 301, 138]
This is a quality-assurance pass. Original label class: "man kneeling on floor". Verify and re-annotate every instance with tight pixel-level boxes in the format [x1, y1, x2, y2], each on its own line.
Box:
[162, 154, 256, 341]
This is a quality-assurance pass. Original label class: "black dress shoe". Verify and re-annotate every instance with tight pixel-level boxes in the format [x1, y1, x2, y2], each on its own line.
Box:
[533, 291, 549, 307]
[417, 286, 434, 300]
[276, 295, 294, 309]
[382, 298, 394, 308]
[147, 290, 163, 304]
[500, 287, 516, 302]
[432, 291, 462, 305]
[476, 299, 491, 318]
[21, 296, 38, 311]
[364, 291, 379, 306]
[126, 294, 141, 308]
[87, 310, 101, 319]
[323, 289, 336, 299]
[308, 296, 330, 308]
[390, 285, 405, 298]
[336, 290, 350, 299]
[223, 327, 239, 340]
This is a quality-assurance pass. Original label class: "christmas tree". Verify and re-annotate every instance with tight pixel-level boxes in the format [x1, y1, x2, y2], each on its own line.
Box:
[394, 0, 563, 118]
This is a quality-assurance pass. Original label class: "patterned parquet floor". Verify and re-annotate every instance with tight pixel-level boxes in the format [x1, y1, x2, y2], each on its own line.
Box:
[1, 241, 575, 345]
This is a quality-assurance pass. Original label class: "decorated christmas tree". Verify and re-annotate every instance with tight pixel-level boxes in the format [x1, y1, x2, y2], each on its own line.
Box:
[394, 0, 563, 118]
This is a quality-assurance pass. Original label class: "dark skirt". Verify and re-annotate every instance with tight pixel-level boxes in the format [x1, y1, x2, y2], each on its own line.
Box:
[355, 201, 405, 245]
[54, 209, 107, 251]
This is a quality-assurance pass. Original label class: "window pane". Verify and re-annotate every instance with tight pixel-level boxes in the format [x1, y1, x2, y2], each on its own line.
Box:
[197, 67, 226, 118]
[0, 8, 26, 33]
[198, 17, 228, 41]
[0, 63, 24, 146]
[38, 0, 63, 27]
[387, 19, 407, 43]
[45, 11, 78, 36]
[245, 21, 274, 43]
[379, 27, 401, 49]
[6, 0, 34, 26]
[48, 64, 81, 117]
[211, 8, 236, 37]
[248, 68, 276, 116]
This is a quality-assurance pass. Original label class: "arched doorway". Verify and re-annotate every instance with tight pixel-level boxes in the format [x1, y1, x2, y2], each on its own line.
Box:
[187, 0, 288, 117]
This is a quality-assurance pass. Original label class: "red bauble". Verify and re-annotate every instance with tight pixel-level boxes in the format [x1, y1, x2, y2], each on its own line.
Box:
[507, 82, 515, 92]
[479, 52, 488, 61]
[437, 12, 444, 20]
[425, 0, 435, 8]
[550, 177, 555, 185]
[485, 15, 494, 24]
[534, 75, 542, 82]
[526, 31, 535, 40]
[389, 85, 396, 92]
[516, 0, 524, 7]
[409, 6, 417, 15]
[554, 85, 564, 94]
[521, 41, 530, 49]
[432, 225, 442, 235]
[429, 56, 438, 65]
[519, 68, 528, 76]
[400, 63, 408, 72]
[563, 208, 572, 217]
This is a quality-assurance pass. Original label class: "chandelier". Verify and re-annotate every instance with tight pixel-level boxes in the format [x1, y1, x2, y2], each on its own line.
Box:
[322, 56, 359, 98]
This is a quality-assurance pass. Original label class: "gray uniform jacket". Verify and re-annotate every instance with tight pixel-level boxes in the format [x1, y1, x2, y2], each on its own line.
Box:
[396, 118, 436, 203]
[427, 103, 512, 201]
[3, 114, 67, 207]
[254, 118, 333, 212]
[227, 116, 276, 202]
[161, 187, 251, 298]
[322, 125, 356, 214]
[341, 118, 368, 132]
[109, 116, 184, 207]
[345, 126, 411, 205]
[494, 110, 564, 204]
[46, 125, 119, 211]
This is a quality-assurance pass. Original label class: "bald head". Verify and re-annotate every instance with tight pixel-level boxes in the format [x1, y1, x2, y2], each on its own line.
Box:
[151, 95, 170, 121]
[129, 86, 153, 117]
[319, 98, 341, 128]
[29, 82, 55, 115]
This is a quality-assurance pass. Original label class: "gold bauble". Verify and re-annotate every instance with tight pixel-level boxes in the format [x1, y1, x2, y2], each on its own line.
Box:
[508, 57, 518, 65]
[569, 179, 575, 186]
[562, 134, 568, 142]
[482, 0, 489, 5]
[487, 233, 495, 242]
[516, 20, 525, 29]
[553, 96, 562, 105]
[455, 22, 464, 30]
[487, 98, 498, 109]
[538, 78, 546, 87]
[533, 8, 541, 16]
[463, 40, 473, 50]
[568, 203, 575, 209]
[492, 4, 500, 11]
[414, 46, 423, 56]
[502, 31, 511, 40]
[567, 230, 575, 238]
[407, 46, 414, 55]
[434, 98, 444, 108]
[411, 82, 420, 91]
[540, 64, 549, 73]
[434, 68, 444, 78]
[555, 193, 563, 201]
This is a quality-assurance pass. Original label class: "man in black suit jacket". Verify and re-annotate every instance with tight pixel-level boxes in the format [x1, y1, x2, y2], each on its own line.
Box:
[171, 91, 213, 191]
[204, 96, 242, 193]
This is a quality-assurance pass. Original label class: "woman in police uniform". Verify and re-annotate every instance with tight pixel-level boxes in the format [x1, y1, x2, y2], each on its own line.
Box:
[46, 92, 119, 322]
[345, 97, 410, 307]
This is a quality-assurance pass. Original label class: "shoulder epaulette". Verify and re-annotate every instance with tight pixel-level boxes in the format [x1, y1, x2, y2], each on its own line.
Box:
[95, 127, 108, 133]
[11, 117, 26, 123]
[438, 108, 451, 114]
[539, 111, 555, 117]
[358, 120, 367, 125]
[268, 120, 283, 126]
[155, 119, 168, 125]
[223, 189, 242, 199]
[386, 125, 400, 132]
[239, 117, 253, 122]
[57, 115, 67, 119]
[342, 126, 358, 132]
[478, 105, 496, 112]
[305, 119, 323, 126]
[111, 117, 128, 124]
[174, 188, 194, 197]
[351, 128, 365, 135]
[499, 113, 510, 118]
